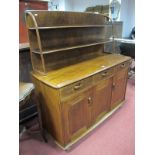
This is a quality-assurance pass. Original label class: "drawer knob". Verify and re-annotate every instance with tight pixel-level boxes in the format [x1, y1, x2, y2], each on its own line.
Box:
[74, 83, 82, 90]
[101, 71, 107, 77]
[121, 63, 125, 68]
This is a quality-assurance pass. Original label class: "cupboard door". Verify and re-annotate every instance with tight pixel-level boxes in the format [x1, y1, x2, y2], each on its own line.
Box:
[92, 77, 113, 123]
[62, 90, 92, 144]
[111, 68, 128, 109]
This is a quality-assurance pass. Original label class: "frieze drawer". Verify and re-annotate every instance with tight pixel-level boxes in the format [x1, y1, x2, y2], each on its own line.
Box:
[93, 68, 114, 84]
[60, 77, 93, 99]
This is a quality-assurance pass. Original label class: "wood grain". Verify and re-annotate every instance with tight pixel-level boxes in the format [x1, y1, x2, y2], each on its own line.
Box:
[32, 54, 131, 88]
[32, 76, 65, 145]
[26, 11, 132, 149]
[25, 11, 114, 74]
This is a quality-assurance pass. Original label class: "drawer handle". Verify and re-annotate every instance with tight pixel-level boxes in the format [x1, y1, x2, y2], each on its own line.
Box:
[74, 83, 82, 90]
[121, 63, 126, 68]
[101, 71, 108, 77]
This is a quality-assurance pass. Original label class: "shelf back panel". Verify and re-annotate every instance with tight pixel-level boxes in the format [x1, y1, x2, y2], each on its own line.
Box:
[38, 27, 112, 52]
[44, 44, 105, 72]
[26, 11, 108, 28]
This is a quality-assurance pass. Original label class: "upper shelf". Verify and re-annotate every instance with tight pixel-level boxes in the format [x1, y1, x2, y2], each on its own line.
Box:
[28, 24, 112, 30]
[32, 40, 113, 54]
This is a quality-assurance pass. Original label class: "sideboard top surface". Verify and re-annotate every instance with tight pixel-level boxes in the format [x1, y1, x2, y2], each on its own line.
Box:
[32, 54, 131, 88]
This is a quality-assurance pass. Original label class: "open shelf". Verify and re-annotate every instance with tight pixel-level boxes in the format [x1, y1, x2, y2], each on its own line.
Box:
[32, 40, 112, 54]
[26, 11, 114, 74]
[28, 25, 112, 30]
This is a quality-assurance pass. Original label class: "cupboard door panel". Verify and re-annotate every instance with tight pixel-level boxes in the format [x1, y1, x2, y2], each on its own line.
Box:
[68, 98, 87, 135]
[92, 77, 113, 123]
[111, 68, 128, 109]
[62, 90, 92, 143]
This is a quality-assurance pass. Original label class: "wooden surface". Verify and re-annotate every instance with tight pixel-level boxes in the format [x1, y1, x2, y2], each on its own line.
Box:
[56, 101, 124, 150]
[32, 76, 65, 145]
[32, 55, 131, 148]
[111, 66, 129, 109]
[92, 77, 113, 123]
[25, 11, 114, 74]
[62, 89, 93, 144]
[26, 11, 108, 27]
[32, 54, 130, 88]
[26, 11, 132, 149]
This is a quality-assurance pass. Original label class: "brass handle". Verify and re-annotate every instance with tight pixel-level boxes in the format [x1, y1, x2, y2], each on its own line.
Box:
[74, 83, 82, 90]
[88, 97, 92, 105]
[121, 63, 125, 68]
[101, 71, 107, 77]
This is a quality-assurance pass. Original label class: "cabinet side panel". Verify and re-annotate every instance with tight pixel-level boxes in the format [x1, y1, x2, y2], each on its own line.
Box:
[32, 76, 65, 145]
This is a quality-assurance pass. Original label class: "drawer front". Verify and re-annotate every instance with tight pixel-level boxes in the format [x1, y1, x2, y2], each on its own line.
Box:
[93, 68, 114, 84]
[116, 61, 131, 72]
[60, 77, 92, 99]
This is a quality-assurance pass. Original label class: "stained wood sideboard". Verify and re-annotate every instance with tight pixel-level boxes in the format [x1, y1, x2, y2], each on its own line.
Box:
[25, 11, 131, 150]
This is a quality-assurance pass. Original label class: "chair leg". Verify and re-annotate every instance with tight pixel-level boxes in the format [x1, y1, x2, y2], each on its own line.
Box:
[35, 94, 48, 143]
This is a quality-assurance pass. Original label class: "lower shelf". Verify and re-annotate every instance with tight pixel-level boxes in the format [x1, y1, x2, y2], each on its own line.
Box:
[54, 101, 125, 150]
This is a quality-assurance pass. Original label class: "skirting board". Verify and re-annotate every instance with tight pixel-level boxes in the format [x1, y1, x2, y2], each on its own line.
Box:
[55, 101, 125, 150]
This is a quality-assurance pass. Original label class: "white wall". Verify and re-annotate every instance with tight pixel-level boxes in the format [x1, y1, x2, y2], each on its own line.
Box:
[120, 0, 135, 37]
[65, 0, 74, 11]
[48, 0, 65, 11]
[65, 0, 109, 12]
[48, 0, 135, 38]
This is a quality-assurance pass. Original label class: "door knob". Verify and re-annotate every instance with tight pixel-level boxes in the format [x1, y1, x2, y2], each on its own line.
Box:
[74, 83, 82, 90]
[112, 83, 116, 89]
[101, 71, 107, 77]
[88, 97, 92, 105]
[121, 63, 125, 68]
